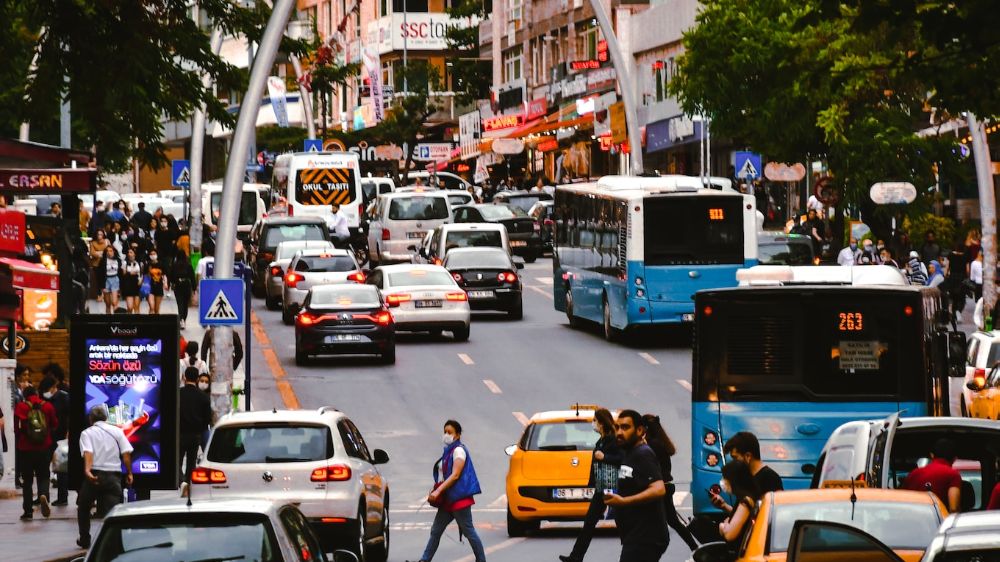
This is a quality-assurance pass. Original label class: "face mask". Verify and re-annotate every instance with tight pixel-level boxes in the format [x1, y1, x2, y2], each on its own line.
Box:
[149, 255, 157, 261]
[877, 244, 885, 251]
[198, 382, 209, 391]
[850, 243, 857, 250]
[442, 433, 455, 445]
[720, 479, 732, 494]
[863, 245, 873, 252]
[43, 391, 54, 399]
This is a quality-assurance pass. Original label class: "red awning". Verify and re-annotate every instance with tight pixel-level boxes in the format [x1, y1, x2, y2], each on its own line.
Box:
[0, 258, 59, 291]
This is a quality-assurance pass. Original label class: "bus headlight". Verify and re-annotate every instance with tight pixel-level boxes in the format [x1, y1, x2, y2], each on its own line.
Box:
[706, 453, 720, 467]
[636, 288, 645, 298]
[634, 276, 643, 286]
[704, 431, 718, 446]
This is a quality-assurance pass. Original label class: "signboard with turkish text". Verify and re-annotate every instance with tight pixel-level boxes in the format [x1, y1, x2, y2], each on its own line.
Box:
[610, 102, 627, 145]
[459, 110, 482, 160]
[366, 13, 477, 54]
[0, 209, 25, 254]
[415, 143, 454, 162]
[525, 98, 548, 121]
[483, 113, 525, 132]
[0, 168, 97, 193]
[593, 92, 616, 137]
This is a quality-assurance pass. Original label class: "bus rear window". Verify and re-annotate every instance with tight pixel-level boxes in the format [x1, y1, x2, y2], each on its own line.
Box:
[643, 197, 743, 265]
[210, 192, 258, 225]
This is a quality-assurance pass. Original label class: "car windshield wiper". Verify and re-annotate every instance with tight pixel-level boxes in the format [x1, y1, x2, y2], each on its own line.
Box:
[123, 542, 173, 554]
[184, 556, 246, 562]
[265, 456, 310, 463]
[537, 445, 578, 451]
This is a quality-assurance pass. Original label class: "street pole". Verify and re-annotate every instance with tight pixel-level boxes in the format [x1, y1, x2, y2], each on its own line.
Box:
[291, 55, 317, 139]
[212, 0, 296, 419]
[190, 27, 224, 268]
[403, 0, 409, 94]
[247, 37, 258, 183]
[968, 112, 996, 324]
[585, 0, 643, 175]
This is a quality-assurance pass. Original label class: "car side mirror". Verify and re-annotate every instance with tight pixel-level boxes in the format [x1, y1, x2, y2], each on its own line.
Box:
[692, 542, 736, 562]
[407, 245, 417, 252]
[332, 551, 360, 562]
[373, 448, 390, 465]
[504, 444, 517, 456]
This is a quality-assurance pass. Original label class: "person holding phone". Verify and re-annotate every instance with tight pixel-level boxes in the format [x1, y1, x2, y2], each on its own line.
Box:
[717, 460, 760, 544]
[602, 410, 668, 562]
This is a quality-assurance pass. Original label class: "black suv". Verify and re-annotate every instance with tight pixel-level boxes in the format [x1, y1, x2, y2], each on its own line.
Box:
[452, 203, 542, 262]
[246, 216, 329, 297]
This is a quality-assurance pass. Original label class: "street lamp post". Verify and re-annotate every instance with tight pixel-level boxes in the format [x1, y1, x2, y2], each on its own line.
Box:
[189, 27, 224, 265]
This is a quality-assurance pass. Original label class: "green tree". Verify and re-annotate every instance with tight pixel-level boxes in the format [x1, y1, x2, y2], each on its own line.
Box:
[374, 63, 443, 185]
[445, 0, 490, 108]
[1, 0, 306, 171]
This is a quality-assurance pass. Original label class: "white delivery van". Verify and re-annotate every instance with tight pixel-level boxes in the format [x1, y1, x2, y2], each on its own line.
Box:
[202, 183, 267, 236]
[286, 152, 364, 233]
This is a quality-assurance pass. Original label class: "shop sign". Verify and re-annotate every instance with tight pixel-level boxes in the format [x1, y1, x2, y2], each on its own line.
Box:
[569, 40, 608, 70]
[0, 209, 26, 254]
[22, 289, 56, 331]
[0, 168, 97, 193]
[459, 110, 482, 160]
[525, 98, 548, 121]
[646, 114, 703, 153]
[0, 333, 29, 355]
[587, 67, 616, 92]
[366, 13, 477, 54]
[610, 102, 627, 144]
[561, 75, 587, 98]
[483, 113, 524, 132]
[764, 162, 807, 182]
[593, 92, 617, 137]
[537, 139, 560, 152]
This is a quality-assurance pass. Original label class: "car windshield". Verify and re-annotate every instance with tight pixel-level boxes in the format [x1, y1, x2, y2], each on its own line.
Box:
[263, 224, 326, 250]
[444, 231, 503, 251]
[445, 251, 511, 269]
[758, 241, 814, 265]
[479, 205, 527, 220]
[90, 514, 281, 562]
[769, 501, 939, 552]
[526, 420, 597, 451]
[295, 255, 356, 272]
[311, 286, 381, 307]
[388, 196, 450, 220]
[387, 270, 455, 287]
[207, 425, 333, 463]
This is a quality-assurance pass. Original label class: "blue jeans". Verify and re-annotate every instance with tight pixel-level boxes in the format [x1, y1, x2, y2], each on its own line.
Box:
[420, 505, 486, 562]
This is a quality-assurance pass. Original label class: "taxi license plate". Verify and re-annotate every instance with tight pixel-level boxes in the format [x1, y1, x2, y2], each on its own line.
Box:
[468, 290, 493, 299]
[510, 240, 528, 247]
[407, 232, 425, 239]
[415, 300, 442, 308]
[325, 335, 362, 343]
[552, 488, 594, 500]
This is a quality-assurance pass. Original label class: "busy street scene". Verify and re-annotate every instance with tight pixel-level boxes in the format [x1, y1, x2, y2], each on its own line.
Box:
[1, 1, 1000, 562]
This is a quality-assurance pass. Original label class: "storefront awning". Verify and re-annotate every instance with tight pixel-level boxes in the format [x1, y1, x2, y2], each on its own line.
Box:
[507, 115, 593, 139]
[0, 258, 59, 291]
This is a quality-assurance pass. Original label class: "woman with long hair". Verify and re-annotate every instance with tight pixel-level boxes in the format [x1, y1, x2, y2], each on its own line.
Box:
[643, 414, 700, 551]
[98, 246, 122, 314]
[121, 248, 143, 313]
[559, 408, 624, 562]
[718, 460, 760, 545]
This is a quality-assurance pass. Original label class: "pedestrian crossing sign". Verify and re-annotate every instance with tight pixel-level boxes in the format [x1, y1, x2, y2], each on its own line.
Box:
[735, 151, 762, 180]
[171, 159, 191, 188]
[199, 279, 244, 325]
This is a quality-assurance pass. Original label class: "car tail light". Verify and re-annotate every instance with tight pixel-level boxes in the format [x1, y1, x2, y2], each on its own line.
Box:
[347, 271, 366, 283]
[287, 204, 293, 216]
[270, 265, 283, 277]
[973, 368, 987, 389]
[386, 293, 411, 306]
[381, 228, 391, 241]
[446, 292, 468, 301]
[498, 271, 517, 283]
[358, 203, 364, 218]
[452, 272, 462, 282]
[285, 272, 303, 288]
[311, 464, 352, 482]
[543, 218, 553, 226]
[297, 312, 320, 326]
[375, 310, 393, 325]
[191, 467, 227, 484]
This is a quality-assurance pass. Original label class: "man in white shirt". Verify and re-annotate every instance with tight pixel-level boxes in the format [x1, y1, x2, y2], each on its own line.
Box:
[837, 237, 859, 266]
[326, 203, 350, 247]
[77, 405, 133, 549]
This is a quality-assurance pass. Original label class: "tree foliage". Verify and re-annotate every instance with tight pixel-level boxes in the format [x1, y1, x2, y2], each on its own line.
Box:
[445, 0, 490, 108]
[373, 63, 443, 184]
[1, 0, 305, 171]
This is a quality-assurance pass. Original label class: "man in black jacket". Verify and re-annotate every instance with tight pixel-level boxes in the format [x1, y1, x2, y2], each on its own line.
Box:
[179, 367, 212, 490]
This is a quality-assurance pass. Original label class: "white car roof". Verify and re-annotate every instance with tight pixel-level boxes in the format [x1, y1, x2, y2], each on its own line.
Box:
[441, 223, 505, 232]
[106, 498, 284, 519]
[446, 247, 508, 254]
[295, 247, 351, 258]
[217, 408, 344, 427]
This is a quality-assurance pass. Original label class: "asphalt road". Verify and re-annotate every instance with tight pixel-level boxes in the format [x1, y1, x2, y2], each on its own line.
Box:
[247, 257, 698, 562]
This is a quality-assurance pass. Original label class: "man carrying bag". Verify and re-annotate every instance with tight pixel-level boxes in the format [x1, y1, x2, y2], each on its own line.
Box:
[77, 405, 133, 549]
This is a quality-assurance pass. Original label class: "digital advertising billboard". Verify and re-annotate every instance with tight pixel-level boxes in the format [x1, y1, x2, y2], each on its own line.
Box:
[69, 315, 179, 490]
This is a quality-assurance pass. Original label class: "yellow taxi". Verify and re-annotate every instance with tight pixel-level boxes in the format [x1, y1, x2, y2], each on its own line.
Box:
[504, 406, 604, 537]
[967, 368, 1000, 420]
[735, 488, 947, 562]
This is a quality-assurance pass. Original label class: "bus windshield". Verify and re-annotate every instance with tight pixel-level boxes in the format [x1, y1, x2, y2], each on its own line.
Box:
[695, 289, 925, 402]
[644, 197, 743, 265]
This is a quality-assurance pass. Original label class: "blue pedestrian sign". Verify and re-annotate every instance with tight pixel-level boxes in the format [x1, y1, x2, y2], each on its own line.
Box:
[199, 279, 244, 326]
[304, 139, 323, 153]
[735, 151, 762, 180]
[204, 261, 251, 280]
[171, 160, 191, 187]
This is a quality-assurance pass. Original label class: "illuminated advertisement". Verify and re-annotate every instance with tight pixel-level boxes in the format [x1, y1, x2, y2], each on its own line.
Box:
[70, 315, 179, 490]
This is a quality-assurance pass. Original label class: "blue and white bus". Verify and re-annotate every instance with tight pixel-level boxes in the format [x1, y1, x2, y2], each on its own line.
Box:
[552, 175, 758, 339]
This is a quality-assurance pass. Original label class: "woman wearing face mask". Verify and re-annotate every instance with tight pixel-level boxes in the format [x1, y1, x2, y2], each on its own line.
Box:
[179, 341, 209, 377]
[121, 248, 143, 313]
[145, 251, 168, 314]
[559, 408, 623, 562]
[196, 373, 212, 450]
[155, 217, 177, 268]
[99, 246, 122, 314]
[642, 414, 700, 551]
[410, 420, 485, 562]
[717, 460, 760, 545]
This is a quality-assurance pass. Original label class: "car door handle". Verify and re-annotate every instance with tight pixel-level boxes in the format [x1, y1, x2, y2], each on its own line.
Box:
[796, 423, 821, 436]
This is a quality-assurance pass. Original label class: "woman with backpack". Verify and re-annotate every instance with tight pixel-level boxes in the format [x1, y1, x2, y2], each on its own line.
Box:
[179, 341, 209, 377]
[409, 420, 485, 562]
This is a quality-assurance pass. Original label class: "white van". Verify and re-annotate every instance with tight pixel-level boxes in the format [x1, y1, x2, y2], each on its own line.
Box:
[367, 191, 452, 265]
[286, 152, 364, 232]
[361, 177, 396, 207]
[202, 183, 267, 235]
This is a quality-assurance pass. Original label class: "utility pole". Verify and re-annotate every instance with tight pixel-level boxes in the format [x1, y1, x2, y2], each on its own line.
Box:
[403, 0, 409, 94]
[189, 25, 224, 268]
[212, 0, 297, 419]
[968, 112, 996, 325]
[287, 20, 317, 140]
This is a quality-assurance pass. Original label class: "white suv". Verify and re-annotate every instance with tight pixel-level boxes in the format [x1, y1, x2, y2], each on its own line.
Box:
[191, 408, 390, 561]
[367, 191, 452, 265]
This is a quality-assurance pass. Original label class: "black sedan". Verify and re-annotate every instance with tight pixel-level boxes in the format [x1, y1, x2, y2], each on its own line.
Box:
[294, 284, 396, 365]
[443, 247, 524, 319]
[452, 203, 543, 262]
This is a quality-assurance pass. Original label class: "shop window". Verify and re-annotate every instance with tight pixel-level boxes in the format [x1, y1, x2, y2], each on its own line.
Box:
[509, 0, 522, 25]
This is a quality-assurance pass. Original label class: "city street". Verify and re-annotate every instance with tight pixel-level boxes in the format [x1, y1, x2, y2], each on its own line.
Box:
[248, 257, 698, 562]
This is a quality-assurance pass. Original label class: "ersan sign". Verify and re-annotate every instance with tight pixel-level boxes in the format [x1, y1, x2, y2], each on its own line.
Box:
[482, 113, 525, 132]
[367, 13, 476, 54]
[0, 168, 97, 193]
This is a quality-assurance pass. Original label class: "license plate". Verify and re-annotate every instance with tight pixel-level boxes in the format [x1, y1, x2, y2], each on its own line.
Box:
[552, 488, 594, 500]
[468, 290, 493, 299]
[681, 313, 695, 322]
[414, 299, 442, 308]
[324, 334, 362, 343]
[407, 232, 425, 239]
[510, 240, 527, 247]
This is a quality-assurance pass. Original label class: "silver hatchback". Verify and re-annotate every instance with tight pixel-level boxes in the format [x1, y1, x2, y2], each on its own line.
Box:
[282, 248, 365, 324]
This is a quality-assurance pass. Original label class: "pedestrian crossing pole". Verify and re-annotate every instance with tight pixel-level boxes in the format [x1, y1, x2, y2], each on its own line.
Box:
[212, 0, 296, 419]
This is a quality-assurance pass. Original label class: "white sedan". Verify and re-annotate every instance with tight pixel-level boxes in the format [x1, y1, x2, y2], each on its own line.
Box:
[366, 264, 471, 341]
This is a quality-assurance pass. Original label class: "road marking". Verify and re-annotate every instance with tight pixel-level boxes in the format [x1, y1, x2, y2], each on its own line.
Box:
[638, 352, 660, 365]
[512, 411, 530, 426]
[674, 491, 690, 506]
[451, 538, 526, 562]
[458, 353, 475, 365]
[525, 285, 553, 299]
[251, 311, 301, 409]
[483, 379, 502, 394]
[488, 494, 508, 508]
[676, 379, 692, 392]
[535, 276, 553, 285]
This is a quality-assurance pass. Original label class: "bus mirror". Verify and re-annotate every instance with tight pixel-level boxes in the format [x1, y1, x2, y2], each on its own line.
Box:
[948, 332, 967, 378]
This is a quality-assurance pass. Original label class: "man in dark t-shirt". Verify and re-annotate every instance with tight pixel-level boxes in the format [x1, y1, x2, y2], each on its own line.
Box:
[712, 431, 784, 514]
[603, 409, 668, 562]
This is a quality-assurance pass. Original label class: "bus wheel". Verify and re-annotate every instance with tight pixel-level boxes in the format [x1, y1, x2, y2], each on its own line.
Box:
[603, 299, 617, 342]
[565, 289, 581, 329]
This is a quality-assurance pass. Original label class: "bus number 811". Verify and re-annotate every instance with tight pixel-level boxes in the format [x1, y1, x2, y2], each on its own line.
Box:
[838, 312, 864, 331]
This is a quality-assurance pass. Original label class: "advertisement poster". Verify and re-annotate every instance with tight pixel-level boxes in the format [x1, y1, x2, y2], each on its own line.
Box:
[70, 316, 179, 490]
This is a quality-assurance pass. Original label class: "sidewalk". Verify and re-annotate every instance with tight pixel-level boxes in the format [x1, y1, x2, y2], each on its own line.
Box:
[0, 292, 254, 561]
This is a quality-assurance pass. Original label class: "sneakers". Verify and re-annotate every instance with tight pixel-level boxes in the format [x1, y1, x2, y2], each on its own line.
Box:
[19, 512, 32, 521]
[52, 499, 69, 507]
[76, 537, 90, 549]
[39, 495, 50, 518]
